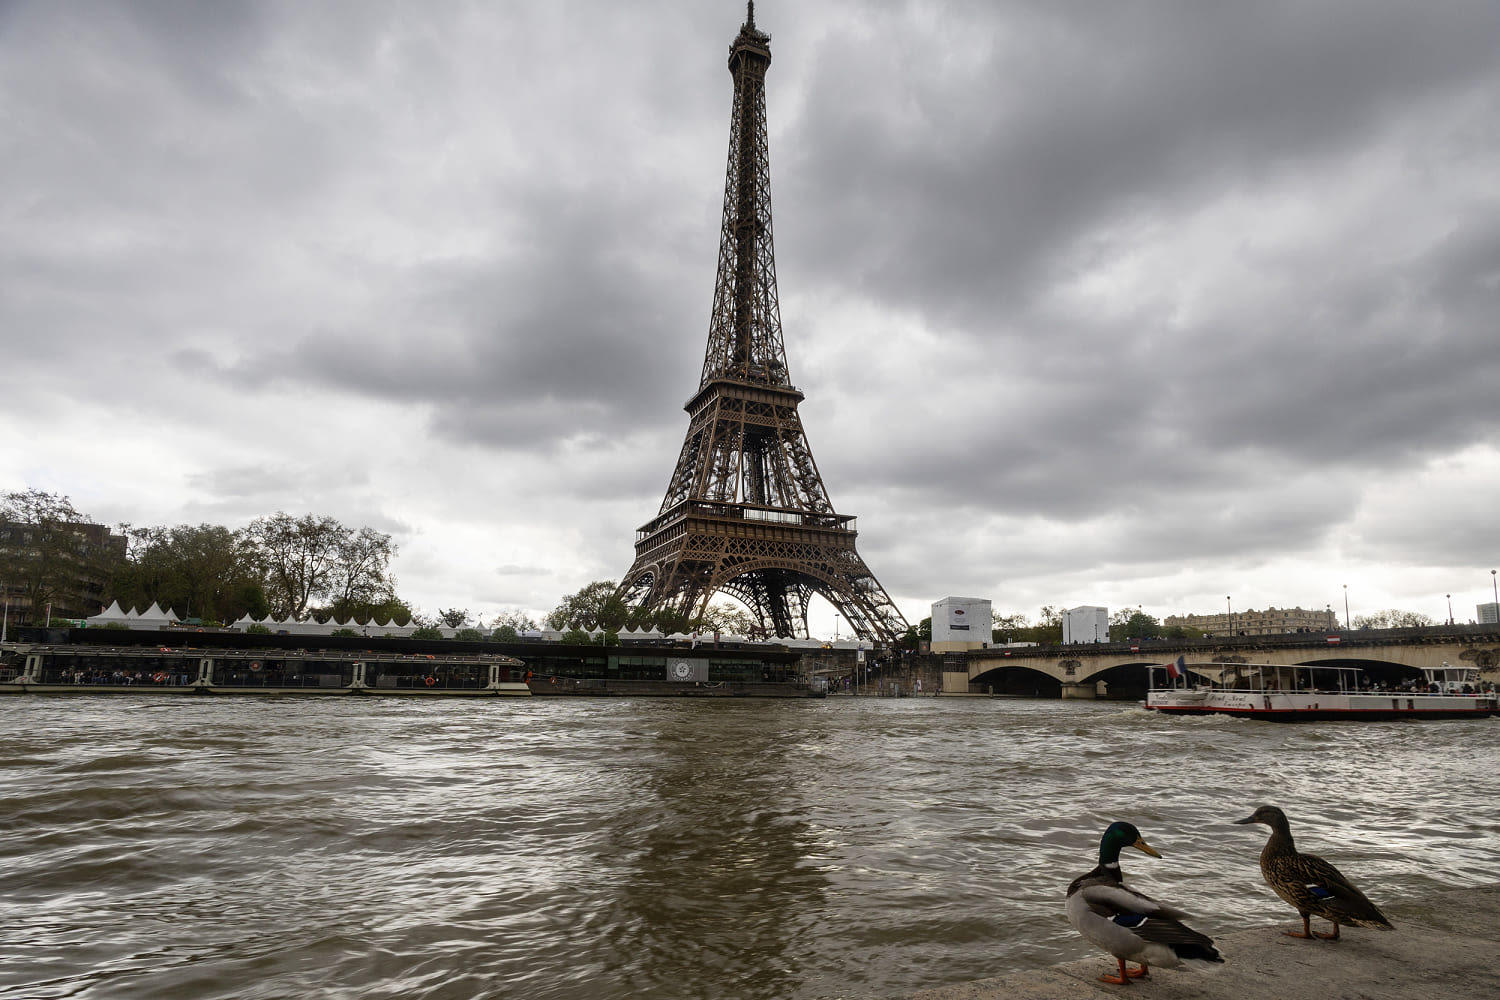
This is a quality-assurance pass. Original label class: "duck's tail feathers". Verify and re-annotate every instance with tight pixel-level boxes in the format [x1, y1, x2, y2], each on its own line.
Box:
[1173, 942, 1225, 971]
[1354, 916, 1395, 930]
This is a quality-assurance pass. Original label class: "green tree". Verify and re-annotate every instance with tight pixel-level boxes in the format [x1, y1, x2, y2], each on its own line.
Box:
[560, 627, 591, 644]
[547, 580, 628, 631]
[1353, 609, 1435, 629]
[349, 593, 412, 627]
[112, 523, 266, 623]
[410, 625, 444, 640]
[991, 611, 1029, 642]
[453, 627, 486, 642]
[1017, 607, 1061, 645]
[438, 608, 471, 629]
[169, 524, 244, 621]
[111, 525, 172, 610]
[1110, 611, 1161, 642]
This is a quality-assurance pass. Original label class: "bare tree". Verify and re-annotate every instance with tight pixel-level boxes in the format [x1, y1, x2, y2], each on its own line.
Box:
[698, 601, 756, 635]
[242, 513, 346, 619]
[325, 526, 397, 620]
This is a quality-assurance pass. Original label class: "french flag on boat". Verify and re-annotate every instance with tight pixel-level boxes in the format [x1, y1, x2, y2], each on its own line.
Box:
[1166, 655, 1186, 680]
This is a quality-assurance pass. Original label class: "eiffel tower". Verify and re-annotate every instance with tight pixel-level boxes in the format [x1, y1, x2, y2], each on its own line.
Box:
[617, 4, 909, 643]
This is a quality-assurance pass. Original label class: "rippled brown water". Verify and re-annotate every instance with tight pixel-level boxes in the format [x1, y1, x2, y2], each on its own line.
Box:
[2, 696, 1497, 999]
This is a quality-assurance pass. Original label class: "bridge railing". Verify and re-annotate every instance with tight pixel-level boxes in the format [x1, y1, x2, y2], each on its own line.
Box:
[968, 623, 1500, 662]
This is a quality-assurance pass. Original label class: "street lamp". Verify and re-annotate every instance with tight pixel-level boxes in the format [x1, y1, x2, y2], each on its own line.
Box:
[1492, 570, 1498, 618]
[1343, 584, 1350, 630]
[1447, 594, 1453, 626]
[1226, 596, 1232, 637]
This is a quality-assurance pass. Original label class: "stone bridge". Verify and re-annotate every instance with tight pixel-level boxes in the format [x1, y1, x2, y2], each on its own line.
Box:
[944, 625, 1500, 698]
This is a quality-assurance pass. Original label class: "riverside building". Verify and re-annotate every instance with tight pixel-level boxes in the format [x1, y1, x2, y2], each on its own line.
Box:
[1164, 606, 1337, 637]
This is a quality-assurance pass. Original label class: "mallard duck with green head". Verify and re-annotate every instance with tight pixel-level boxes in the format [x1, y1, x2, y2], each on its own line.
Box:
[1234, 805, 1393, 940]
[1066, 821, 1225, 985]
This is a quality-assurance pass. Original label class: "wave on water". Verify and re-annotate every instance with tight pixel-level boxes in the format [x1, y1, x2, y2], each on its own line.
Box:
[1, 697, 1496, 1000]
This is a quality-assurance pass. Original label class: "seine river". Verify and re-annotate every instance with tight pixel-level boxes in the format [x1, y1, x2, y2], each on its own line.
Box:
[2, 696, 1497, 999]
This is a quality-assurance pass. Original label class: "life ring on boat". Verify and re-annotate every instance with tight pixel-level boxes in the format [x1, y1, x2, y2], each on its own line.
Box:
[424, 675, 435, 687]
[250, 662, 262, 672]
[153, 672, 167, 684]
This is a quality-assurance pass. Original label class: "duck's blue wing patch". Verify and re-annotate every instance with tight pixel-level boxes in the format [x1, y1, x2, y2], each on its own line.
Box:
[1112, 913, 1147, 928]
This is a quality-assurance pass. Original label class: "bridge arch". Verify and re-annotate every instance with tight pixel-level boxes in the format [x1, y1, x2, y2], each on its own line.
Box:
[957, 630, 1500, 699]
[1074, 661, 1159, 699]
[970, 664, 1061, 698]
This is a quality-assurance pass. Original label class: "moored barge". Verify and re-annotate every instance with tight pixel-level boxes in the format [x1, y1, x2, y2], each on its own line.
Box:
[1, 642, 530, 697]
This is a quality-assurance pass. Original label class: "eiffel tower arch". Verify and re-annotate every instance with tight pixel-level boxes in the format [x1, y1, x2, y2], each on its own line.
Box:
[617, 5, 909, 644]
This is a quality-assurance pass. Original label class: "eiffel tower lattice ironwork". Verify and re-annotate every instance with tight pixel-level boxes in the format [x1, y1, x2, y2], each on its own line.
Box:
[617, 4, 909, 643]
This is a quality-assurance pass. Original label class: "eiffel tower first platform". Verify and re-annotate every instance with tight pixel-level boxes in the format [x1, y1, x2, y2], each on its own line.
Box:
[616, 5, 909, 644]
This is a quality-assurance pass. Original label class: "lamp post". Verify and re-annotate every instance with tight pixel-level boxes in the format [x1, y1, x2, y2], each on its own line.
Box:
[1492, 570, 1498, 619]
[1326, 604, 1333, 630]
[1343, 584, 1350, 630]
[1226, 596, 1232, 637]
[1447, 594, 1453, 626]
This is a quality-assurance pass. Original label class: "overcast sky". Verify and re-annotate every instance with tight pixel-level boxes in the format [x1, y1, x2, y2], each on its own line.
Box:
[5, 0, 1500, 634]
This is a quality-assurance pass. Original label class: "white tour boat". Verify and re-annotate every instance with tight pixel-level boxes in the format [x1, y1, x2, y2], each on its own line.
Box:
[1145, 660, 1497, 721]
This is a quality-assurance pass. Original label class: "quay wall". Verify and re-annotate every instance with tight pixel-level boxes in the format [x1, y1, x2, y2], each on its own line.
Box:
[909, 882, 1500, 1000]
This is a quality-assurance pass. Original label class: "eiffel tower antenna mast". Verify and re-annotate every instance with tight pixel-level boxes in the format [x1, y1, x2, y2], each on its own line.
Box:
[616, 8, 909, 643]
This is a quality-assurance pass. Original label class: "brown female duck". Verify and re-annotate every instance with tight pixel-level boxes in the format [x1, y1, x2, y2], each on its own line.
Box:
[1234, 805, 1393, 940]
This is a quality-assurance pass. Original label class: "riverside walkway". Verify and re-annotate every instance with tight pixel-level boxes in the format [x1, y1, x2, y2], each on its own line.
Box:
[911, 882, 1500, 1000]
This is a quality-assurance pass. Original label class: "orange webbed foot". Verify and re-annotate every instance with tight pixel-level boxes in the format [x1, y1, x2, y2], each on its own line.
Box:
[1097, 958, 1137, 985]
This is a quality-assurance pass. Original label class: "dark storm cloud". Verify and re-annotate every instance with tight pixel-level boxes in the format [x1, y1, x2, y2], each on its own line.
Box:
[6, 0, 1500, 625]
[771, 0, 1500, 590]
[200, 179, 712, 451]
[785, 1, 1500, 311]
